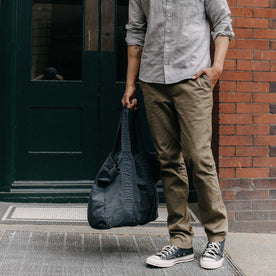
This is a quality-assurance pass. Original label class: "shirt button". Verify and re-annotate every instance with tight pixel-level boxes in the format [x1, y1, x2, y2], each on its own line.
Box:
[166, 29, 171, 32]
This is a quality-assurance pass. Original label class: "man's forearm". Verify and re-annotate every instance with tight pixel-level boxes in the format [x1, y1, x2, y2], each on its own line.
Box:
[126, 45, 143, 87]
[212, 36, 230, 73]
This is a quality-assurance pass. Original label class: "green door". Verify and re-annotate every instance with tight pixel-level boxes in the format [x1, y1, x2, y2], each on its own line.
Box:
[15, 0, 130, 183]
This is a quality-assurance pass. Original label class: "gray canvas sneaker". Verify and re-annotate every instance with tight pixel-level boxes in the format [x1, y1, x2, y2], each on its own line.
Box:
[146, 245, 194, 268]
[200, 239, 225, 269]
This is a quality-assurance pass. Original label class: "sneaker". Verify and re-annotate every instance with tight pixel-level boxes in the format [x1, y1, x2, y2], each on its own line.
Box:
[200, 239, 225, 269]
[146, 245, 194, 268]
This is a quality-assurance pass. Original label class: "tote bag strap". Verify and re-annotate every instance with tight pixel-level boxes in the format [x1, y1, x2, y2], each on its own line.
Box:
[111, 107, 132, 154]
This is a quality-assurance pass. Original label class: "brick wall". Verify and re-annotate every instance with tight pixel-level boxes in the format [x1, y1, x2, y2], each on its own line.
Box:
[216, 0, 276, 232]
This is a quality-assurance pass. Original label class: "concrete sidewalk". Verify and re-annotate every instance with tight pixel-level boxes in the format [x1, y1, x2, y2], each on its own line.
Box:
[0, 202, 274, 276]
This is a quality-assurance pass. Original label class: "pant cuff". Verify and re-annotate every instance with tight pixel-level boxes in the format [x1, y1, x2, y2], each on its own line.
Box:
[170, 238, 193, 249]
[207, 234, 227, 243]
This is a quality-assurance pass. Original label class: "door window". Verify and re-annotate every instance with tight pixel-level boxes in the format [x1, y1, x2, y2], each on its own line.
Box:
[32, 0, 83, 80]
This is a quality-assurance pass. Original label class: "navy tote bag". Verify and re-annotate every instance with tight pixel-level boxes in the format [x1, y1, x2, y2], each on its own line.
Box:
[87, 107, 159, 229]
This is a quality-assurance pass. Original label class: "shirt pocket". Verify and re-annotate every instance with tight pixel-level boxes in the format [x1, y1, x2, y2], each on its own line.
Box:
[179, 1, 200, 25]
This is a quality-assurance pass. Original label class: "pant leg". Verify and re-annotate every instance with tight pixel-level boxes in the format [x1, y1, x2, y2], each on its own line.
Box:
[140, 81, 194, 249]
[170, 75, 228, 242]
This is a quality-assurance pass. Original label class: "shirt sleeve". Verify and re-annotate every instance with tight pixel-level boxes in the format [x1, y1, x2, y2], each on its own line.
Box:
[125, 0, 147, 46]
[205, 0, 235, 41]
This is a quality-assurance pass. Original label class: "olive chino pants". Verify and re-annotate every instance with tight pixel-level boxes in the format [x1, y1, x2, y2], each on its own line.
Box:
[140, 75, 228, 249]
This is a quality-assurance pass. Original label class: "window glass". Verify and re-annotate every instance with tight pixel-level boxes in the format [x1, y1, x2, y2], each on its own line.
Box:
[32, 0, 83, 80]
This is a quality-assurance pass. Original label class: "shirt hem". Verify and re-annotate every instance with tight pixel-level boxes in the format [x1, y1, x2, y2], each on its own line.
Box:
[139, 74, 195, 85]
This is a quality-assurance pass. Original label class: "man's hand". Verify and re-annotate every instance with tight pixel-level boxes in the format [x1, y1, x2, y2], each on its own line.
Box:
[192, 65, 223, 89]
[121, 84, 138, 110]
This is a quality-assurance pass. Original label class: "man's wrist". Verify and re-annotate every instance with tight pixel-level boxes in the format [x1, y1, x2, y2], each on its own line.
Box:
[126, 82, 136, 89]
[212, 63, 223, 75]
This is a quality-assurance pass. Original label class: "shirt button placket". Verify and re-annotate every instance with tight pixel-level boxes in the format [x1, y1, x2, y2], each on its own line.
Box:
[164, 0, 173, 81]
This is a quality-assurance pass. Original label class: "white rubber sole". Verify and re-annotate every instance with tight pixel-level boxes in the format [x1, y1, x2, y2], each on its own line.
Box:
[146, 254, 194, 268]
[200, 257, 224, 269]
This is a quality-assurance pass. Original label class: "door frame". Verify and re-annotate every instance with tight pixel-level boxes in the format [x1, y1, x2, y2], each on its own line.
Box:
[0, 0, 18, 191]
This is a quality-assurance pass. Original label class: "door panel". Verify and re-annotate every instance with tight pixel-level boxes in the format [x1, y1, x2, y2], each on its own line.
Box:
[16, 0, 99, 180]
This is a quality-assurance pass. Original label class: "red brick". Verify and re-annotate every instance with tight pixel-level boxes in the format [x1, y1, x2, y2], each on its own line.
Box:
[219, 147, 235, 156]
[254, 50, 276, 60]
[271, 62, 276, 71]
[237, 82, 269, 93]
[224, 60, 236, 71]
[254, 72, 276, 82]
[219, 92, 251, 103]
[253, 8, 276, 17]
[222, 190, 235, 200]
[228, 40, 236, 49]
[253, 179, 276, 189]
[270, 40, 276, 50]
[227, 0, 235, 6]
[253, 157, 276, 167]
[236, 168, 269, 177]
[270, 18, 276, 28]
[226, 49, 253, 60]
[270, 0, 276, 8]
[233, 28, 253, 39]
[236, 125, 269, 135]
[218, 82, 236, 92]
[254, 136, 276, 145]
[237, 0, 269, 7]
[236, 146, 268, 156]
[254, 115, 276, 124]
[236, 40, 269, 50]
[219, 103, 236, 113]
[235, 190, 268, 200]
[270, 167, 276, 176]
[254, 93, 276, 103]
[254, 29, 276, 39]
[220, 136, 252, 146]
[237, 104, 269, 114]
[219, 157, 252, 167]
[231, 7, 253, 17]
[237, 60, 270, 71]
[219, 125, 236, 135]
[221, 71, 252, 81]
[219, 114, 252, 124]
[219, 168, 235, 178]
[236, 18, 268, 28]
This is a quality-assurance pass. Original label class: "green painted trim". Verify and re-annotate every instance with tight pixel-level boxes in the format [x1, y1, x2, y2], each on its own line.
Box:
[0, 0, 18, 191]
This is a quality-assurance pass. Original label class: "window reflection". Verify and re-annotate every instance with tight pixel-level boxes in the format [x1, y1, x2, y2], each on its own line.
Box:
[32, 0, 83, 81]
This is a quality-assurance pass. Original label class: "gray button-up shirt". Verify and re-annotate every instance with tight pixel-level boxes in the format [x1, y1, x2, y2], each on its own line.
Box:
[125, 0, 234, 84]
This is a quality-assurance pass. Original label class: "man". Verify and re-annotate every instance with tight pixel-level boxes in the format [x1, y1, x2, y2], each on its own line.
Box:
[121, 0, 234, 270]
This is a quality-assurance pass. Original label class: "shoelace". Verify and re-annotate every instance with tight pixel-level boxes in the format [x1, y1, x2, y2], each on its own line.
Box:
[156, 245, 178, 258]
[202, 242, 221, 258]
